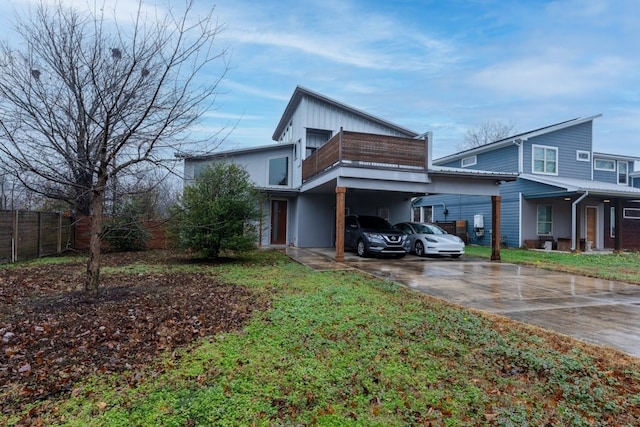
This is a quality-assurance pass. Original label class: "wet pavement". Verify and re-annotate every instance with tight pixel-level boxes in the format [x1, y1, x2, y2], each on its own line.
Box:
[285, 247, 640, 358]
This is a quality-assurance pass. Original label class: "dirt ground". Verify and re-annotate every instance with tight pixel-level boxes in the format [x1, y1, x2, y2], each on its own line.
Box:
[0, 251, 267, 417]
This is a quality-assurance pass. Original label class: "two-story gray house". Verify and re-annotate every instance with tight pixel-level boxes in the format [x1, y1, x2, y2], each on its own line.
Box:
[414, 115, 640, 251]
[182, 86, 516, 260]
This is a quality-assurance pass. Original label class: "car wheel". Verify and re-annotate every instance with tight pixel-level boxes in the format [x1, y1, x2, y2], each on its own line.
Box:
[356, 239, 367, 257]
[414, 241, 425, 257]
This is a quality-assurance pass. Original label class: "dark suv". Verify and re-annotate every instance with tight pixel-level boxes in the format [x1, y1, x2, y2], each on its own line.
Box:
[344, 215, 409, 257]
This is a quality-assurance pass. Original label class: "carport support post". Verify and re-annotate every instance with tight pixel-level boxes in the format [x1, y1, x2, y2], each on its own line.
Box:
[335, 186, 346, 262]
[491, 195, 501, 261]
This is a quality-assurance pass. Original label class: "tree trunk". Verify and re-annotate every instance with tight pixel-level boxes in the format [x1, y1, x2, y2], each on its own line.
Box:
[85, 190, 104, 296]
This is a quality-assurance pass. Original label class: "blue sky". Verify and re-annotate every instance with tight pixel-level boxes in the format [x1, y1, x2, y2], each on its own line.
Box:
[2, 0, 639, 160]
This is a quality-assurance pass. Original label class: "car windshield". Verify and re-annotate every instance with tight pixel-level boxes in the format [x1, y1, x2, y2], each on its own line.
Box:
[413, 223, 447, 235]
[359, 216, 392, 229]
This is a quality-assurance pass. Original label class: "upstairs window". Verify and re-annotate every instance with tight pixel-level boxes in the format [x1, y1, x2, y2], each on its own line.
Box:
[594, 158, 615, 171]
[268, 156, 289, 186]
[618, 161, 628, 185]
[576, 150, 590, 162]
[461, 155, 477, 167]
[532, 145, 557, 175]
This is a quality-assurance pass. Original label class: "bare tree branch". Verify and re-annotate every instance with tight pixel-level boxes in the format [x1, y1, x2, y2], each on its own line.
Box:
[457, 120, 516, 151]
[0, 0, 228, 294]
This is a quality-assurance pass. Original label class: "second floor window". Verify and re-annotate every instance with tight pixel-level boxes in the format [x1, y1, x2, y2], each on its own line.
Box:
[594, 158, 615, 171]
[461, 156, 477, 167]
[532, 145, 557, 175]
[618, 161, 628, 185]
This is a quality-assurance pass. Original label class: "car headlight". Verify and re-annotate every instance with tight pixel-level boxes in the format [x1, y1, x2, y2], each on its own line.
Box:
[364, 232, 384, 241]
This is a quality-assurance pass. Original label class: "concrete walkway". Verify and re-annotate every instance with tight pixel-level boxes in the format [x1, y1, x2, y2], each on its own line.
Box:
[285, 247, 640, 358]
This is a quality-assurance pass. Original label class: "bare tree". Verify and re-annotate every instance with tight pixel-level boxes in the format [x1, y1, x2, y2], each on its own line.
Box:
[0, 0, 228, 295]
[457, 120, 516, 151]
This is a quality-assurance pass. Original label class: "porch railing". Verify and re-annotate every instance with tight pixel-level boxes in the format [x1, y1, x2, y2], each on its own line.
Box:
[302, 130, 428, 182]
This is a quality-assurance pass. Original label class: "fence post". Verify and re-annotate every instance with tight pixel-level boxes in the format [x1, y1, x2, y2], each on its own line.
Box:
[57, 212, 62, 254]
[12, 210, 18, 263]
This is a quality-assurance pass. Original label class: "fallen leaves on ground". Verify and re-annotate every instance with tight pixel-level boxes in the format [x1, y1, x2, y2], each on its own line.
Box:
[0, 251, 267, 416]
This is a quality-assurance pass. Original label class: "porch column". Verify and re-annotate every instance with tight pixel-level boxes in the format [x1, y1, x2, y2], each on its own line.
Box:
[614, 198, 623, 252]
[335, 186, 346, 262]
[491, 195, 501, 261]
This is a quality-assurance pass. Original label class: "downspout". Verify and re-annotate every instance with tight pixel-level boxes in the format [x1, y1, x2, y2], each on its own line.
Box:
[571, 191, 588, 251]
[513, 138, 524, 174]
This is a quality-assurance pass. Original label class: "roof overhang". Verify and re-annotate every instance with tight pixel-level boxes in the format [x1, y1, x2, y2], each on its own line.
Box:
[520, 174, 640, 199]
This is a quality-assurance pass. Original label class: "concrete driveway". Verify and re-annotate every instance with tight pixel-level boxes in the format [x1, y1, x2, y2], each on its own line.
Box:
[285, 247, 640, 358]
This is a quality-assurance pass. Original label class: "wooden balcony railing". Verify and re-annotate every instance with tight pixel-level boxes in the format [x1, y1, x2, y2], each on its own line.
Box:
[302, 130, 428, 182]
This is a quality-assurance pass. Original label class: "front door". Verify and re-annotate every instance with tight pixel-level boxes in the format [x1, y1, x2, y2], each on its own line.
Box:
[586, 206, 597, 249]
[271, 200, 287, 245]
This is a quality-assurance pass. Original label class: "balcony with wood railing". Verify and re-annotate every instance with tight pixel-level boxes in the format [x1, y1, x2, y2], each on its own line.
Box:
[302, 130, 428, 182]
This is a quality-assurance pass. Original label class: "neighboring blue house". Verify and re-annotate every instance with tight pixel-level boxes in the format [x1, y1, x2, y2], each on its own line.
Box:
[181, 86, 516, 259]
[414, 115, 640, 251]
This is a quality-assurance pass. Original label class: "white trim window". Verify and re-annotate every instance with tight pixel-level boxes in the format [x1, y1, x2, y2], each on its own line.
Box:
[537, 205, 553, 235]
[461, 155, 477, 167]
[618, 161, 628, 185]
[594, 158, 615, 171]
[610, 207, 616, 237]
[532, 145, 558, 175]
[576, 150, 590, 162]
[623, 208, 640, 219]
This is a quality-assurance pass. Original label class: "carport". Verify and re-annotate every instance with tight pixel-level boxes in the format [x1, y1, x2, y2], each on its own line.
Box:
[297, 129, 517, 262]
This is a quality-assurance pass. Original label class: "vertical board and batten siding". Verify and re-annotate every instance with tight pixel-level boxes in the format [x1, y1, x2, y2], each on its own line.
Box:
[522, 122, 593, 179]
[302, 96, 413, 138]
[185, 145, 295, 189]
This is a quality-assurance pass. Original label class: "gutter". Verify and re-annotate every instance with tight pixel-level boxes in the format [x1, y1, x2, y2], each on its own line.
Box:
[571, 191, 588, 251]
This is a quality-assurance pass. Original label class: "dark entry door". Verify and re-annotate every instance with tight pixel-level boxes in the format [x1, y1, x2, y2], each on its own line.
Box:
[271, 200, 287, 245]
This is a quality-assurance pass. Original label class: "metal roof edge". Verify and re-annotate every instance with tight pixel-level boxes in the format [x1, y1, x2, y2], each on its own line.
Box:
[272, 85, 419, 141]
[177, 142, 295, 161]
[434, 114, 603, 165]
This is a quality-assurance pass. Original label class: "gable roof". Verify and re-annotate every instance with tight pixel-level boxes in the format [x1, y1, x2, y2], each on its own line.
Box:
[434, 114, 603, 165]
[272, 85, 419, 141]
[520, 174, 640, 198]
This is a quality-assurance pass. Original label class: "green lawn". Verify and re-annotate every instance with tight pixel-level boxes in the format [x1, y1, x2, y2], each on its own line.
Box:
[6, 249, 640, 426]
[466, 245, 640, 284]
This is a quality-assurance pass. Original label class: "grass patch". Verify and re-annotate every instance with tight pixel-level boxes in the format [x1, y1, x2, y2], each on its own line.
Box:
[465, 245, 640, 284]
[6, 250, 640, 426]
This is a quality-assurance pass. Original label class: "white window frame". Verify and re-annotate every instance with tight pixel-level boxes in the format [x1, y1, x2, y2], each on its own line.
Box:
[576, 150, 590, 162]
[623, 208, 640, 219]
[537, 204, 553, 235]
[267, 156, 290, 187]
[461, 155, 477, 167]
[594, 158, 615, 171]
[532, 145, 558, 175]
[610, 207, 616, 238]
[618, 161, 628, 185]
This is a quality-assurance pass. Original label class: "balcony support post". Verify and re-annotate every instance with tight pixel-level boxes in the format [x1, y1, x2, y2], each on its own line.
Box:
[335, 186, 346, 262]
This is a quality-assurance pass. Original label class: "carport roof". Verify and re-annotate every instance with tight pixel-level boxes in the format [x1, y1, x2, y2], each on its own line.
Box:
[520, 174, 640, 198]
[428, 165, 518, 180]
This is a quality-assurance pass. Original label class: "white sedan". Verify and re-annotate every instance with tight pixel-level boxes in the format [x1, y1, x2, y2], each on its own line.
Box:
[394, 222, 465, 258]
